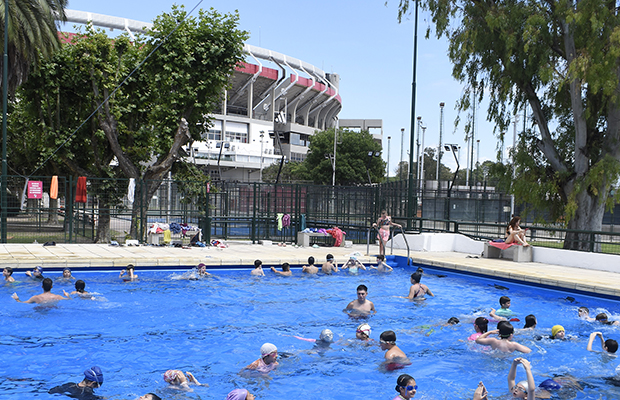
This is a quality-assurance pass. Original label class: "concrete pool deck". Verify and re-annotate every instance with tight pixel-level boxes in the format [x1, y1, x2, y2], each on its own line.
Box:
[1, 241, 619, 298]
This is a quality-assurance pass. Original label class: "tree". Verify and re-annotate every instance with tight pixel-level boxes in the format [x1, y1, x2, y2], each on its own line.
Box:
[302, 128, 385, 185]
[394, 161, 408, 181]
[1, 0, 67, 95]
[397, 0, 620, 250]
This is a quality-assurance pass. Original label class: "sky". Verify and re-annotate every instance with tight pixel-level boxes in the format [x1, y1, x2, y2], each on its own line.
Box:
[65, 0, 505, 176]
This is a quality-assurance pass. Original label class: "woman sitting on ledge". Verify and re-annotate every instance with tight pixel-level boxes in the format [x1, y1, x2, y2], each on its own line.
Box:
[505, 216, 529, 247]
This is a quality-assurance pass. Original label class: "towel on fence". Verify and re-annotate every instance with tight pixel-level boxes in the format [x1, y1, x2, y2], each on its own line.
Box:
[326, 227, 345, 247]
[75, 176, 87, 203]
[50, 176, 58, 200]
[488, 241, 518, 250]
[127, 178, 135, 204]
[282, 214, 291, 228]
[277, 213, 284, 231]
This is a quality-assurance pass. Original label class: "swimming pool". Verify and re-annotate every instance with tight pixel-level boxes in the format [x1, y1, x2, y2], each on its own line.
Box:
[2, 258, 620, 400]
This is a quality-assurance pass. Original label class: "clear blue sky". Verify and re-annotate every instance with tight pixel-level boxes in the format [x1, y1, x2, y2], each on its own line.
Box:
[66, 0, 503, 176]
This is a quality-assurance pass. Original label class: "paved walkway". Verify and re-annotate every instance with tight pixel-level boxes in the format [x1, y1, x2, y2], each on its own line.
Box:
[1, 242, 619, 298]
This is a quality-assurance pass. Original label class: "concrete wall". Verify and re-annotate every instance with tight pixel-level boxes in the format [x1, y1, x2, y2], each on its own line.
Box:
[387, 232, 619, 272]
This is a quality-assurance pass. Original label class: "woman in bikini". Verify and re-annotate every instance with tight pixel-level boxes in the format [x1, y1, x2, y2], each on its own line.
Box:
[373, 210, 402, 256]
[505, 216, 529, 246]
[405, 272, 434, 300]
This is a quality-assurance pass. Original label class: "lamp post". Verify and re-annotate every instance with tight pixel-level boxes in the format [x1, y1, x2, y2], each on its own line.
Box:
[400, 127, 405, 178]
[415, 116, 422, 190]
[1, 0, 8, 243]
[259, 131, 265, 182]
[386, 136, 391, 179]
[406, 0, 420, 230]
[419, 125, 426, 191]
[367, 151, 381, 185]
[436, 102, 445, 182]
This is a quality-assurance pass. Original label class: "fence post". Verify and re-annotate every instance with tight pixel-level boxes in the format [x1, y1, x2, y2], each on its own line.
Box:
[68, 176, 74, 243]
[251, 182, 257, 244]
[590, 232, 595, 253]
[205, 182, 211, 243]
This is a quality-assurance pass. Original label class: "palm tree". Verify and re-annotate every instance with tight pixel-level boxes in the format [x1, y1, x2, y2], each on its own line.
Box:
[0, 0, 67, 94]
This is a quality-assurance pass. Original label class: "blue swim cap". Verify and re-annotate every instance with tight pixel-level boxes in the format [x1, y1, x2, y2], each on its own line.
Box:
[539, 378, 561, 390]
[83, 366, 103, 384]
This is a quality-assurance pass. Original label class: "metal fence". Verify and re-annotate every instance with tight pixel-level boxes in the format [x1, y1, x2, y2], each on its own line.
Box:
[2, 175, 619, 254]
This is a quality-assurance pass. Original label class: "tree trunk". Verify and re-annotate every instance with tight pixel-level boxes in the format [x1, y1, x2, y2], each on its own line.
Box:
[47, 197, 59, 224]
[563, 190, 606, 252]
[96, 208, 111, 243]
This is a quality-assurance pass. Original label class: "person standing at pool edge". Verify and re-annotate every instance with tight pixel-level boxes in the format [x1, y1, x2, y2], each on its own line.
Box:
[48, 366, 103, 400]
[374, 209, 402, 256]
[245, 343, 279, 373]
[344, 284, 376, 315]
[12, 278, 70, 304]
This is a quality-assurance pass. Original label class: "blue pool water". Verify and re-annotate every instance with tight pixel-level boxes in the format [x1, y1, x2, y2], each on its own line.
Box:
[2, 258, 620, 400]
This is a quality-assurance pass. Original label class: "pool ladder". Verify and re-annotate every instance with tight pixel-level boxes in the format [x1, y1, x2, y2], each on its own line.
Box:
[367, 226, 412, 265]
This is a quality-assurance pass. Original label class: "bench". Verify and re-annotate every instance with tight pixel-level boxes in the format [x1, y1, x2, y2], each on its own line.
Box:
[483, 242, 533, 262]
[297, 231, 344, 247]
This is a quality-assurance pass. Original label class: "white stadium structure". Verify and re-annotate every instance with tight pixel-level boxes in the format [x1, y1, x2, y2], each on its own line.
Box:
[62, 9, 347, 182]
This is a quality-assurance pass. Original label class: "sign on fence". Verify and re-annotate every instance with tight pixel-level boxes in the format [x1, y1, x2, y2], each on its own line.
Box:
[27, 181, 43, 199]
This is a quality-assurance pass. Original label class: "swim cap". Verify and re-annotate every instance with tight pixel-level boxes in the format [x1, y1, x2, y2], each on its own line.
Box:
[226, 389, 249, 400]
[163, 370, 178, 383]
[349, 256, 357, 260]
[517, 380, 529, 393]
[83, 366, 103, 384]
[539, 378, 561, 390]
[35, 266, 43, 273]
[551, 325, 565, 337]
[260, 342, 277, 356]
[357, 323, 371, 336]
[197, 263, 206, 268]
[319, 329, 334, 343]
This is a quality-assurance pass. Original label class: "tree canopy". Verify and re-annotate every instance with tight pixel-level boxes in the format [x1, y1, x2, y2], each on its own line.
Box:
[397, 0, 620, 250]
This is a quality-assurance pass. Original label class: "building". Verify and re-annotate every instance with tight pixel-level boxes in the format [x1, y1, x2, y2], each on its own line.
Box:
[62, 9, 342, 182]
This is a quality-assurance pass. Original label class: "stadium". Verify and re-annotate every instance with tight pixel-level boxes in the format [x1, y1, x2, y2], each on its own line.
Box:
[62, 9, 342, 182]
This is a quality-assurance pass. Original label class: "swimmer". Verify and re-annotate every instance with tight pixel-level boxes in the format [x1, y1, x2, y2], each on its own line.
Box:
[587, 331, 618, 354]
[356, 323, 372, 341]
[3, 266, 15, 282]
[475, 322, 532, 353]
[251, 259, 265, 276]
[380, 330, 409, 363]
[490, 296, 514, 321]
[70, 280, 91, 297]
[595, 313, 620, 326]
[468, 317, 489, 341]
[341, 256, 366, 274]
[138, 394, 162, 400]
[344, 284, 376, 315]
[12, 277, 70, 304]
[404, 272, 434, 300]
[196, 263, 212, 277]
[550, 325, 565, 340]
[119, 264, 138, 281]
[245, 342, 279, 373]
[392, 373, 417, 400]
[163, 369, 202, 388]
[25, 266, 44, 280]
[370, 255, 393, 273]
[226, 389, 256, 400]
[60, 268, 75, 280]
[507, 357, 535, 400]
[271, 262, 292, 276]
[578, 306, 595, 322]
[523, 315, 536, 329]
[321, 253, 338, 274]
[302, 256, 319, 274]
[48, 366, 104, 398]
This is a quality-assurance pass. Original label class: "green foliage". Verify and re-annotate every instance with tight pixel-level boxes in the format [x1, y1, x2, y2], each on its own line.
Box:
[302, 128, 385, 185]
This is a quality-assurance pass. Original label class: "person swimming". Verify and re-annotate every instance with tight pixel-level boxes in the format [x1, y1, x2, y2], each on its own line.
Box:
[244, 343, 279, 373]
[469, 317, 489, 341]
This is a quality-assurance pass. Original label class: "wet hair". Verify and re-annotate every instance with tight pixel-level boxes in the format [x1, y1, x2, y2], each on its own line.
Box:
[357, 284, 368, 292]
[524, 314, 537, 328]
[579, 306, 589, 314]
[447, 317, 460, 325]
[416, 266, 424, 274]
[42, 277, 53, 292]
[281, 263, 290, 272]
[395, 374, 415, 392]
[144, 394, 162, 400]
[376, 255, 385, 262]
[596, 313, 609, 322]
[499, 296, 511, 307]
[4, 266, 12, 275]
[606, 339, 618, 353]
[307, 256, 315, 265]
[474, 317, 489, 333]
[254, 259, 262, 268]
[380, 330, 397, 343]
[410, 272, 422, 284]
[326, 254, 334, 261]
[498, 322, 514, 339]
[75, 280, 86, 293]
[126, 264, 135, 270]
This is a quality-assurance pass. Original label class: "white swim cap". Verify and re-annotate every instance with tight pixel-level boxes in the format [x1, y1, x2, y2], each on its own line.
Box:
[357, 323, 371, 336]
[260, 342, 277, 356]
[319, 329, 334, 343]
[517, 380, 529, 393]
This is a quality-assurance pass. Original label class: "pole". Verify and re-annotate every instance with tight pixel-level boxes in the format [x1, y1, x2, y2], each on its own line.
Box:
[465, 136, 470, 188]
[259, 131, 264, 182]
[510, 114, 518, 216]
[332, 123, 338, 186]
[387, 136, 391, 179]
[1, 0, 9, 243]
[400, 127, 405, 178]
[419, 126, 426, 191]
[470, 88, 475, 189]
[415, 116, 421, 189]
[406, 0, 419, 230]
[436, 102, 445, 182]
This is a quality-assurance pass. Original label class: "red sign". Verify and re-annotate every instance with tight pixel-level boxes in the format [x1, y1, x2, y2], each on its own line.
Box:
[28, 181, 43, 199]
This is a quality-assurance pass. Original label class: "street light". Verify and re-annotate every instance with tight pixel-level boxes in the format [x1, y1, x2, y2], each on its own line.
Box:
[400, 127, 405, 178]
[444, 144, 460, 198]
[367, 151, 381, 185]
[259, 131, 265, 182]
[387, 136, 391, 179]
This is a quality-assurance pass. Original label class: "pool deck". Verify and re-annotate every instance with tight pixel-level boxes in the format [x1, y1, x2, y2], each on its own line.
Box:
[1, 242, 619, 298]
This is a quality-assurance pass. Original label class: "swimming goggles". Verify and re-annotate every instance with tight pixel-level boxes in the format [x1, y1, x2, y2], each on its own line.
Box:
[401, 385, 418, 391]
